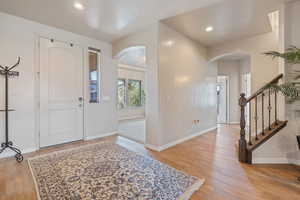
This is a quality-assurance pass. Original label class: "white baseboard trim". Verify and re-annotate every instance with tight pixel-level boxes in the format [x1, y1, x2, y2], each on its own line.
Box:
[229, 122, 240, 125]
[85, 131, 118, 141]
[144, 144, 162, 152]
[0, 147, 37, 159]
[145, 126, 217, 152]
[118, 116, 145, 122]
[288, 158, 300, 166]
[253, 157, 290, 164]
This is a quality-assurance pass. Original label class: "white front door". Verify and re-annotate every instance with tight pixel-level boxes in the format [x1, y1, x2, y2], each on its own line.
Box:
[39, 38, 84, 147]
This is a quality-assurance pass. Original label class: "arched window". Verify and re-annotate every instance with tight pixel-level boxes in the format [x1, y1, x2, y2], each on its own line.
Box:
[115, 46, 146, 68]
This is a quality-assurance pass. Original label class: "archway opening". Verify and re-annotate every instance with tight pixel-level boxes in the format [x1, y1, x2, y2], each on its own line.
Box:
[211, 52, 251, 126]
[114, 46, 147, 143]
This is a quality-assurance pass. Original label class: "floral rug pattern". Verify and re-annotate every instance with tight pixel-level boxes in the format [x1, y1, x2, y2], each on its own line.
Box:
[28, 143, 203, 200]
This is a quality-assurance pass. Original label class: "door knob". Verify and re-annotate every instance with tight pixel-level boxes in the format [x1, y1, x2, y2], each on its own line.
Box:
[78, 97, 83, 102]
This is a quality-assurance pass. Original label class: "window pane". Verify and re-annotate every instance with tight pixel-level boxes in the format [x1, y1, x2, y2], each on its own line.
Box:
[89, 51, 99, 103]
[117, 79, 126, 109]
[128, 80, 142, 107]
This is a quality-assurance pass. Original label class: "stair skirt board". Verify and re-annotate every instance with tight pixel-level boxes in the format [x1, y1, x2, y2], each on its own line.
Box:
[253, 157, 300, 165]
[253, 157, 290, 164]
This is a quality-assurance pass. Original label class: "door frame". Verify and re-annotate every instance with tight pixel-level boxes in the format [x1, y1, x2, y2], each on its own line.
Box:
[217, 75, 230, 124]
[241, 72, 251, 128]
[34, 35, 86, 149]
[241, 73, 251, 98]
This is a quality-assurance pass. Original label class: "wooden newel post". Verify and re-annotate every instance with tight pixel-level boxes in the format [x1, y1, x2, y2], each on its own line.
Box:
[239, 93, 248, 163]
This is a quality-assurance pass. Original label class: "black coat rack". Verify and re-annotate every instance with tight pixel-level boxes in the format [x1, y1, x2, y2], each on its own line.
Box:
[0, 57, 23, 162]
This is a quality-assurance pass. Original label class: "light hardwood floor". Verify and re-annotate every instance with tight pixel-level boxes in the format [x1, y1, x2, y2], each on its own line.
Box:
[0, 125, 299, 200]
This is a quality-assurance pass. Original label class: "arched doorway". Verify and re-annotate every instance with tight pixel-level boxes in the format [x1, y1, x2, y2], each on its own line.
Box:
[210, 52, 251, 125]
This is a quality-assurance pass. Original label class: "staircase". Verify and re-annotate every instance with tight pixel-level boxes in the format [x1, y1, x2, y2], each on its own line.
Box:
[238, 74, 288, 164]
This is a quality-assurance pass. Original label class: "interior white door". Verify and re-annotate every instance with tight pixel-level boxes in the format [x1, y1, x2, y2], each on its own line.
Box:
[217, 76, 228, 124]
[39, 38, 84, 147]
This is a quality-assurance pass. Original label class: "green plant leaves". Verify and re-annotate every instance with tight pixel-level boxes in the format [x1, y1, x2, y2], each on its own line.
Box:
[263, 46, 300, 100]
[267, 82, 300, 99]
[264, 46, 300, 64]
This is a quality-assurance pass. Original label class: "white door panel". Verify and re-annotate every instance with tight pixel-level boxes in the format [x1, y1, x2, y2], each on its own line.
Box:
[39, 38, 84, 147]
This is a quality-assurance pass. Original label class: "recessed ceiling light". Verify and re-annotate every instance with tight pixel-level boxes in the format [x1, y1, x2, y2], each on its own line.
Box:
[205, 26, 214, 32]
[74, 2, 85, 10]
[163, 40, 175, 47]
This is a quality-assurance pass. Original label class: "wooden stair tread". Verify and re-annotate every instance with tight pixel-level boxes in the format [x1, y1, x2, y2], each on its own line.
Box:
[247, 120, 288, 152]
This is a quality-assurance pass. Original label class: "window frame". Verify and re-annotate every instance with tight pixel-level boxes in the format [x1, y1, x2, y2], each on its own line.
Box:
[88, 47, 101, 103]
[117, 78, 127, 110]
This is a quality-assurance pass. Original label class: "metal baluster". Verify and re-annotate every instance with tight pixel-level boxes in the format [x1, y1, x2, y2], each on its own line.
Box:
[261, 93, 265, 136]
[268, 89, 271, 130]
[275, 90, 278, 125]
[248, 101, 252, 145]
[255, 97, 258, 140]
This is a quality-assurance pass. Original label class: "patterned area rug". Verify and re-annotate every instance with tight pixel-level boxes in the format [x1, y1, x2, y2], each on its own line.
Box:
[28, 143, 204, 200]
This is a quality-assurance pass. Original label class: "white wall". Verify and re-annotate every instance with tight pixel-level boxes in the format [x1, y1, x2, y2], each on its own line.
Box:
[217, 60, 241, 123]
[86, 58, 118, 140]
[158, 23, 217, 146]
[118, 119, 145, 143]
[118, 67, 145, 120]
[239, 57, 251, 77]
[0, 12, 117, 157]
[113, 23, 218, 149]
[112, 24, 162, 147]
[285, 0, 300, 165]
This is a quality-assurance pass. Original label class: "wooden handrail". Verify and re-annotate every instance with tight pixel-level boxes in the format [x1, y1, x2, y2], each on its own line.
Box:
[246, 73, 283, 103]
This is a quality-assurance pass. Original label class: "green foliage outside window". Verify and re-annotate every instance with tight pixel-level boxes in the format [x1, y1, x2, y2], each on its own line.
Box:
[117, 79, 145, 109]
[128, 80, 142, 107]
